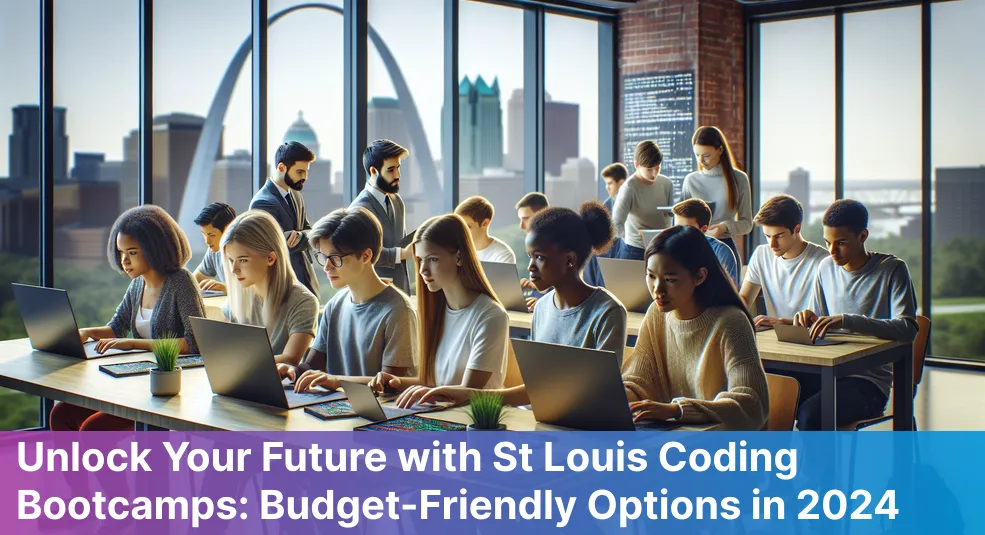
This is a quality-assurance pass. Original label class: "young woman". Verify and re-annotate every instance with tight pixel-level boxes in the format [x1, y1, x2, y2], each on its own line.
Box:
[681, 126, 753, 261]
[221, 210, 318, 365]
[369, 214, 509, 401]
[51, 205, 205, 431]
[622, 226, 769, 430]
[396, 201, 628, 409]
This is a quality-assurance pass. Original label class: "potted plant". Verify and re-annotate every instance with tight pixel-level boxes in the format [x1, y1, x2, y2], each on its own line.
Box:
[466, 390, 506, 431]
[149, 335, 182, 396]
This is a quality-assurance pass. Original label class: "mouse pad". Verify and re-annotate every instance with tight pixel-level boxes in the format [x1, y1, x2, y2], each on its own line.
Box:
[355, 414, 467, 432]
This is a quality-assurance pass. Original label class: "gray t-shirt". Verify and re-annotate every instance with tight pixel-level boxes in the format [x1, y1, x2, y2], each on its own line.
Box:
[226, 282, 317, 353]
[744, 242, 828, 319]
[306, 285, 418, 377]
[812, 252, 919, 397]
[611, 173, 675, 250]
[194, 249, 225, 283]
[531, 287, 628, 365]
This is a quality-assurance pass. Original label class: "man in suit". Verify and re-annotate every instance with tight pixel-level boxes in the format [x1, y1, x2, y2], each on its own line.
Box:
[349, 139, 412, 294]
[249, 141, 319, 296]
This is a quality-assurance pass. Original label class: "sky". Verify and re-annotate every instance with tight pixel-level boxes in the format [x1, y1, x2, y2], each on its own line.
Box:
[0, 0, 981, 182]
[0, 0, 598, 177]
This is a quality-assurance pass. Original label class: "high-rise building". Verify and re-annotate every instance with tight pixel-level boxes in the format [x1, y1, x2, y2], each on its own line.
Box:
[547, 157, 597, 210]
[150, 113, 221, 215]
[283, 111, 320, 158]
[457, 76, 503, 175]
[367, 97, 422, 195]
[460, 169, 524, 225]
[504, 91, 579, 176]
[210, 150, 253, 214]
[786, 167, 811, 223]
[72, 152, 104, 182]
[280, 114, 341, 222]
[935, 166, 985, 243]
[8, 105, 68, 181]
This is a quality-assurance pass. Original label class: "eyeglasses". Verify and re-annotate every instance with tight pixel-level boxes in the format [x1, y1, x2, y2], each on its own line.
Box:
[313, 251, 351, 268]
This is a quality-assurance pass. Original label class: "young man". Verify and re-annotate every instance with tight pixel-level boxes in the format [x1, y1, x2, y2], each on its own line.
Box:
[611, 141, 675, 260]
[793, 199, 918, 431]
[277, 207, 417, 388]
[601, 162, 628, 214]
[350, 139, 412, 295]
[671, 199, 740, 287]
[455, 196, 516, 264]
[192, 202, 237, 292]
[515, 193, 604, 308]
[249, 141, 318, 296]
[739, 194, 828, 327]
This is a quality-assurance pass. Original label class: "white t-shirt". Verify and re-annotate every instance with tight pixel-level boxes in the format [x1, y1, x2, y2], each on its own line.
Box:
[476, 236, 517, 265]
[744, 241, 829, 319]
[135, 307, 154, 339]
[433, 293, 509, 388]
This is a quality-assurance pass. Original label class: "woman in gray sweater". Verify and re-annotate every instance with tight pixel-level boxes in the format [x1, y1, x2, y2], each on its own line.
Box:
[51, 205, 206, 431]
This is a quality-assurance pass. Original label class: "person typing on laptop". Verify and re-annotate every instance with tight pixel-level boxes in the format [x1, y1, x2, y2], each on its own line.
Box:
[397, 202, 629, 409]
[52, 205, 206, 431]
[791, 200, 918, 431]
[279, 208, 417, 392]
[620, 226, 769, 431]
[220, 210, 318, 366]
[192, 202, 237, 293]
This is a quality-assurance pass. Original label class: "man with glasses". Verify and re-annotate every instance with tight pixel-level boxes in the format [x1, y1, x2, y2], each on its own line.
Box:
[277, 207, 418, 388]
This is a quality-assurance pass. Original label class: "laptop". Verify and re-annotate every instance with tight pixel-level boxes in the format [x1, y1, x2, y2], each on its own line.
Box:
[12, 283, 144, 359]
[340, 380, 437, 422]
[639, 229, 665, 248]
[596, 258, 651, 313]
[511, 339, 679, 431]
[480, 261, 528, 313]
[774, 324, 845, 347]
[190, 317, 346, 409]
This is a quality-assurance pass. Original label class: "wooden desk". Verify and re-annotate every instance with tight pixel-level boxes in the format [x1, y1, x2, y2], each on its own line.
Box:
[756, 330, 913, 431]
[0, 339, 709, 432]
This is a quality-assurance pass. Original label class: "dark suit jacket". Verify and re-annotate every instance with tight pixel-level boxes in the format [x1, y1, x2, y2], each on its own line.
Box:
[249, 179, 318, 296]
[349, 187, 409, 294]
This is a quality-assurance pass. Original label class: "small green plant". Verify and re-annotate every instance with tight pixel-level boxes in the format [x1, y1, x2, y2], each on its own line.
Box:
[151, 334, 181, 372]
[467, 390, 505, 430]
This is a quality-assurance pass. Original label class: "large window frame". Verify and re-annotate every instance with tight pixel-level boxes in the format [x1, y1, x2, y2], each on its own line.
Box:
[11, 0, 616, 429]
[746, 0, 979, 367]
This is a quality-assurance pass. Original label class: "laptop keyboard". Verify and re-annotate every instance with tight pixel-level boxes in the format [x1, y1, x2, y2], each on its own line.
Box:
[284, 388, 346, 408]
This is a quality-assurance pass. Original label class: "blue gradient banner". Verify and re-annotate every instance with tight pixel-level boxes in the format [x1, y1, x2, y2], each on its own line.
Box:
[0, 431, 979, 534]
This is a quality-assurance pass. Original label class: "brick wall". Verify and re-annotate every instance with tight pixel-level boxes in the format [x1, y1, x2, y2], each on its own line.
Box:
[618, 0, 745, 168]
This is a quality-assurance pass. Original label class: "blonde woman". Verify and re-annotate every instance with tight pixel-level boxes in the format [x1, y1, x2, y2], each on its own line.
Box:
[369, 214, 509, 402]
[221, 210, 318, 365]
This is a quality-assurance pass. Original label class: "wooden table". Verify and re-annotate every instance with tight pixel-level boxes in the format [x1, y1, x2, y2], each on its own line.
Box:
[756, 330, 913, 431]
[0, 339, 711, 432]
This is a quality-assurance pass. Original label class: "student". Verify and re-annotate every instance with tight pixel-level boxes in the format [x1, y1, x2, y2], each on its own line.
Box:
[601, 162, 629, 214]
[220, 210, 317, 366]
[611, 141, 675, 261]
[398, 201, 628, 409]
[621, 226, 769, 431]
[681, 126, 752, 261]
[739, 194, 828, 327]
[276, 207, 418, 391]
[51, 205, 206, 431]
[193, 202, 237, 292]
[455, 196, 516, 264]
[793, 200, 918, 431]
[249, 141, 318, 296]
[671, 199, 740, 287]
[369, 214, 509, 400]
[350, 139, 413, 295]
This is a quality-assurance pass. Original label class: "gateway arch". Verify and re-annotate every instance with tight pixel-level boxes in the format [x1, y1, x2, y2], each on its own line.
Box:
[177, 2, 440, 236]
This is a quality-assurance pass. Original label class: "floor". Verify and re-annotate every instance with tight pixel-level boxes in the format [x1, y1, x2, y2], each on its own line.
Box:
[867, 366, 985, 430]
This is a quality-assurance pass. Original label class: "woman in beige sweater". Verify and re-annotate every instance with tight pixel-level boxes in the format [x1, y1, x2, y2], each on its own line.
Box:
[623, 226, 769, 430]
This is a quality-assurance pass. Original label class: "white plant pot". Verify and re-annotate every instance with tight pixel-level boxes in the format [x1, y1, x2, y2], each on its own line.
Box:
[150, 367, 181, 396]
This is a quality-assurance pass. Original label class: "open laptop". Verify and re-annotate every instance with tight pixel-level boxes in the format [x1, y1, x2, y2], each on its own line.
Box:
[190, 317, 345, 409]
[774, 324, 845, 347]
[511, 339, 679, 431]
[639, 229, 666, 248]
[12, 283, 144, 359]
[340, 381, 437, 423]
[596, 258, 651, 313]
[480, 261, 528, 313]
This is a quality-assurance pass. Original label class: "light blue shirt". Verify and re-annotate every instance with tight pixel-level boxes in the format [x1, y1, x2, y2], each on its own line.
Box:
[707, 236, 739, 288]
